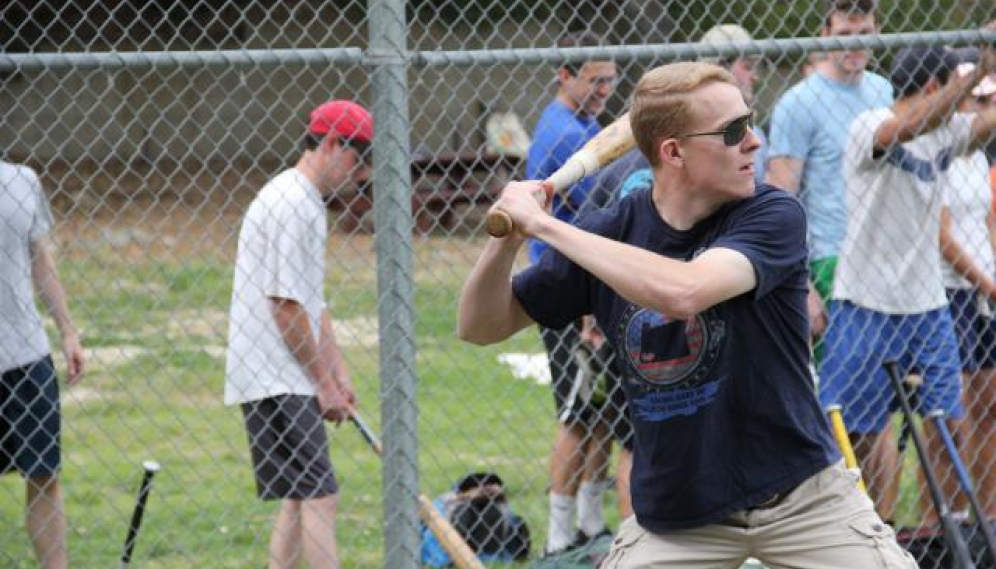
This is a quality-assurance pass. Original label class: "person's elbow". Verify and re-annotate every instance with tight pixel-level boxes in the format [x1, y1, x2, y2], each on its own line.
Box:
[456, 316, 509, 346]
[456, 316, 488, 345]
[633, 278, 703, 321]
[456, 300, 530, 345]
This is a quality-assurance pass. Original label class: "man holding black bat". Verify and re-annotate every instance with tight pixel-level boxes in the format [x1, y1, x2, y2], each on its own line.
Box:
[458, 61, 916, 567]
[224, 99, 370, 569]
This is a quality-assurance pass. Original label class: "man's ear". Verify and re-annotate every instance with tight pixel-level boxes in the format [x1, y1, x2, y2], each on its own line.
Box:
[659, 139, 683, 167]
[556, 66, 575, 86]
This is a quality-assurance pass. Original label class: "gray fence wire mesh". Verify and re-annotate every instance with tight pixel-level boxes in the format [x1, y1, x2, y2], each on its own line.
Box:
[2, 1, 996, 568]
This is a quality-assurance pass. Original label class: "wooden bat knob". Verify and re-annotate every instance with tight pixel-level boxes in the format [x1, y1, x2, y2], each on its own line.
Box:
[484, 182, 553, 238]
[485, 208, 514, 237]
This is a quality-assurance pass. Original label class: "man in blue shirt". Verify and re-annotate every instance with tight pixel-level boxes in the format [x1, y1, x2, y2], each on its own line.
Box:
[524, 30, 619, 554]
[766, 0, 892, 338]
[459, 61, 915, 568]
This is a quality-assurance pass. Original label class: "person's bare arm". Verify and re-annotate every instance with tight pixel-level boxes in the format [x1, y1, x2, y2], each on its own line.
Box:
[538, 223, 755, 319]
[765, 157, 803, 193]
[457, 236, 535, 345]
[766, 158, 825, 333]
[940, 207, 996, 300]
[319, 310, 354, 405]
[30, 238, 84, 384]
[873, 43, 996, 153]
[969, 105, 996, 151]
[271, 297, 348, 420]
[987, 206, 996, 261]
[491, 181, 758, 320]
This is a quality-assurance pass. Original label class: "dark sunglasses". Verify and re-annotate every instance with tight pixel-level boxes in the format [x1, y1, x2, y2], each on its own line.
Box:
[342, 137, 372, 164]
[678, 112, 754, 146]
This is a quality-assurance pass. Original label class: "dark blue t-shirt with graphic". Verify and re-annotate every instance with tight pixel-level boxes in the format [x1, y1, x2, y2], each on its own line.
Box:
[512, 184, 840, 532]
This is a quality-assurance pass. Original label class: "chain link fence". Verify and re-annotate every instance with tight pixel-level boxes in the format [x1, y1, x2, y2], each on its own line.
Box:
[2, 1, 996, 568]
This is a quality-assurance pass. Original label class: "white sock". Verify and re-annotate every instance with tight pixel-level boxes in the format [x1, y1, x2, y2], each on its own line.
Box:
[577, 480, 607, 537]
[547, 493, 577, 553]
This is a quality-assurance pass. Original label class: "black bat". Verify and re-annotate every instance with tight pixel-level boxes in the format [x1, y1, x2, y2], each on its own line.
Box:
[120, 460, 161, 569]
[927, 409, 996, 566]
[884, 361, 976, 569]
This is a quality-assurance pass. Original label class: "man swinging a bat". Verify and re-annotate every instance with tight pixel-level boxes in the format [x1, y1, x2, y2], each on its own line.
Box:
[458, 62, 917, 568]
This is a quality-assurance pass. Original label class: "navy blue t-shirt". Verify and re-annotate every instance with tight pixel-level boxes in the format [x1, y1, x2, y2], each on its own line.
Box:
[512, 184, 840, 531]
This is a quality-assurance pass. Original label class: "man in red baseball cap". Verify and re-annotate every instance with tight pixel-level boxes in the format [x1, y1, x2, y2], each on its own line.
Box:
[225, 99, 372, 569]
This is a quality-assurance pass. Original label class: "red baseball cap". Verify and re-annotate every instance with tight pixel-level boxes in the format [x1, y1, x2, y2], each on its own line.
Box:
[308, 100, 374, 145]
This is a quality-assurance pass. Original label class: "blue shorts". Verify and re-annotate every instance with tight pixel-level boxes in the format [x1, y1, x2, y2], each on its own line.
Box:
[947, 288, 996, 371]
[1, 356, 62, 477]
[818, 301, 964, 433]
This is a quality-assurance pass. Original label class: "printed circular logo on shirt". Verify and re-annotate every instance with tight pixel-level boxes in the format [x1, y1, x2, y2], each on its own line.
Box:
[618, 305, 724, 390]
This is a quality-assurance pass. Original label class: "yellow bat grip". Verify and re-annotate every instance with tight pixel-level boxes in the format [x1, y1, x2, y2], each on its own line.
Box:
[827, 405, 868, 494]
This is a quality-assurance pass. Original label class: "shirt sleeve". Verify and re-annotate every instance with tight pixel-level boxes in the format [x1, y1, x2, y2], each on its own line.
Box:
[845, 108, 891, 173]
[768, 90, 814, 161]
[710, 189, 809, 299]
[512, 247, 594, 330]
[263, 200, 323, 304]
[26, 167, 53, 242]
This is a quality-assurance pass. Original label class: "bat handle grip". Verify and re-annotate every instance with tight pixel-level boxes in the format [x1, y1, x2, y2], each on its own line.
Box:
[484, 182, 553, 238]
[485, 208, 514, 237]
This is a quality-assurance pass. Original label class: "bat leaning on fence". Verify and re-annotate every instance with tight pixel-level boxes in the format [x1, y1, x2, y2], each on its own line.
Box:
[884, 360, 977, 569]
[347, 410, 487, 569]
[485, 112, 635, 238]
[926, 409, 996, 565]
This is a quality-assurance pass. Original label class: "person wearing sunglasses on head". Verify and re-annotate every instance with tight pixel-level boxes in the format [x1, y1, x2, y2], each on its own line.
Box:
[819, 38, 996, 534]
[458, 61, 917, 568]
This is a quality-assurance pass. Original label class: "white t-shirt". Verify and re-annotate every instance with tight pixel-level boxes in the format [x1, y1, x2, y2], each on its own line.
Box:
[224, 169, 328, 405]
[0, 161, 54, 371]
[834, 109, 974, 314]
[941, 147, 994, 289]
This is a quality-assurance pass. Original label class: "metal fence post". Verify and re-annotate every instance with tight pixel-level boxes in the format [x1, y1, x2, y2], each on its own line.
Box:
[368, 1, 419, 568]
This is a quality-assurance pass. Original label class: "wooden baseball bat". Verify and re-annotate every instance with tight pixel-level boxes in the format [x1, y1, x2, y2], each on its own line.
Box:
[825, 404, 868, 494]
[348, 410, 486, 569]
[884, 361, 977, 569]
[485, 112, 635, 237]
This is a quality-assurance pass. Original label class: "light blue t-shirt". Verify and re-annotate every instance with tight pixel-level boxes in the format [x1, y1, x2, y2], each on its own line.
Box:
[768, 71, 892, 261]
[525, 99, 601, 263]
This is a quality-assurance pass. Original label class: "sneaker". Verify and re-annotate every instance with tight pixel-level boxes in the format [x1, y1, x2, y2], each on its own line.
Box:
[571, 527, 613, 548]
[541, 541, 579, 558]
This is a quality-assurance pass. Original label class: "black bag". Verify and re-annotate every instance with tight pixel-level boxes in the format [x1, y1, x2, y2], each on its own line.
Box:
[421, 472, 530, 566]
[897, 524, 995, 569]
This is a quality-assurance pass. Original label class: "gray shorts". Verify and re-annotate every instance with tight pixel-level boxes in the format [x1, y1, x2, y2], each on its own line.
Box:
[241, 394, 338, 500]
[602, 461, 918, 569]
[1, 356, 61, 477]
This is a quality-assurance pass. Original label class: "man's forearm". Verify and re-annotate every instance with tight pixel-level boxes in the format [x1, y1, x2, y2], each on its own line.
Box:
[319, 311, 349, 384]
[271, 299, 327, 386]
[31, 240, 77, 339]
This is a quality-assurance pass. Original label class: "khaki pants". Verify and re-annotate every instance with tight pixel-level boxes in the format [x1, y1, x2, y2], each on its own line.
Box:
[601, 461, 917, 569]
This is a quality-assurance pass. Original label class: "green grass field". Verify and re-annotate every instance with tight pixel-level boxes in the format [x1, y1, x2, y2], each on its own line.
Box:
[0, 212, 575, 568]
[0, 208, 927, 568]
